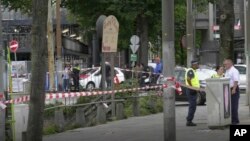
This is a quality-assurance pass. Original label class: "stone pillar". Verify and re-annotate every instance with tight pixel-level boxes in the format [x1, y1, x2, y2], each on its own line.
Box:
[75, 108, 86, 127]
[96, 103, 106, 124]
[133, 96, 140, 116]
[116, 102, 124, 120]
[54, 109, 65, 130]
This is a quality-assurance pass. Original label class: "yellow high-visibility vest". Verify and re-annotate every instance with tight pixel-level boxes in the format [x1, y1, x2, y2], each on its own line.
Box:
[185, 68, 200, 88]
[211, 73, 224, 78]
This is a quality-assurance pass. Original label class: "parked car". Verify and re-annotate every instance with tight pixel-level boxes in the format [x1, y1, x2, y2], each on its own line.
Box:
[79, 67, 125, 91]
[157, 67, 216, 105]
[234, 64, 246, 90]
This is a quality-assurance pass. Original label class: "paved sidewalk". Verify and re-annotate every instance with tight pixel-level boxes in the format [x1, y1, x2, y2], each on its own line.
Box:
[43, 95, 250, 141]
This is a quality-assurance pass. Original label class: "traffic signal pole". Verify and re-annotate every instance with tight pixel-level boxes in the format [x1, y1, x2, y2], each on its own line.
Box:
[162, 0, 176, 141]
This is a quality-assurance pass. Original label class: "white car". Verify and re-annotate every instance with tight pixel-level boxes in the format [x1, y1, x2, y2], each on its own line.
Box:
[234, 64, 246, 90]
[79, 67, 125, 90]
[196, 68, 216, 88]
[157, 67, 216, 105]
[157, 67, 216, 87]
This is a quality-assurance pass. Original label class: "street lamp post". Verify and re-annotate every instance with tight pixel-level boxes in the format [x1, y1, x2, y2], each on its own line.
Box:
[0, 0, 6, 140]
[162, 0, 176, 140]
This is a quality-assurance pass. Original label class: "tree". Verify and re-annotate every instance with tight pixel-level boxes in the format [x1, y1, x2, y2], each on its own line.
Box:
[217, 0, 235, 61]
[64, 0, 161, 66]
[26, 0, 48, 141]
[2, 0, 32, 13]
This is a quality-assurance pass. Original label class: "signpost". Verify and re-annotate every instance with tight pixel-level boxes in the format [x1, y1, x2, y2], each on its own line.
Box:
[102, 15, 119, 118]
[9, 40, 19, 61]
[130, 54, 137, 62]
[130, 35, 140, 67]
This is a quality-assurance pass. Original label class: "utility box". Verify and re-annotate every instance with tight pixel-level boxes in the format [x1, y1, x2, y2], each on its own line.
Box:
[205, 78, 231, 129]
[14, 104, 29, 141]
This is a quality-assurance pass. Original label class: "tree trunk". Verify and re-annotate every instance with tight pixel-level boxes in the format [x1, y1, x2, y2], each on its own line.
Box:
[137, 15, 149, 66]
[27, 0, 48, 141]
[48, 0, 55, 91]
[218, 0, 235, 63]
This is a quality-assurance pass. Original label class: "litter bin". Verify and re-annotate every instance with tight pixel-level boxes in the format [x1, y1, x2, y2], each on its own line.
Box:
[205, 78, 231, 129]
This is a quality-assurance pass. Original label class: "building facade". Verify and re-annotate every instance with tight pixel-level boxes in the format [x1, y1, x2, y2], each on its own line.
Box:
[1, 7, 90, 69]
[196, 1, 245, 66]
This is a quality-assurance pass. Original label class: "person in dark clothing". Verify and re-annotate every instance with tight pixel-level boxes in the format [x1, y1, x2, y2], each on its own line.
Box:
[105, 62, 111, 88]
[100, 62, 111, 89]
[185, 60, 200, 126]
[224, 58, 240, 125]
[72, 64, 80, 91]
[122, 64, 131, 79]
[139, 65, 152, 87]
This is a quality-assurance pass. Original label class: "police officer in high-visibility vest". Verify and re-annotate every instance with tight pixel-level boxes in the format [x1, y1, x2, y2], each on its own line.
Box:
[185, 60, 200, 126]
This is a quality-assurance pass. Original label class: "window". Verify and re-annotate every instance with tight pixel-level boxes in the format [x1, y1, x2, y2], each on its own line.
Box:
[235, 66, 246, 74]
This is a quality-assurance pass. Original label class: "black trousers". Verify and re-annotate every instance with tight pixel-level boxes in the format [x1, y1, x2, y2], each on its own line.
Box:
[186, 88, 197, 122]
[231, 86, 240, 124]
[73, 76, 79, 91]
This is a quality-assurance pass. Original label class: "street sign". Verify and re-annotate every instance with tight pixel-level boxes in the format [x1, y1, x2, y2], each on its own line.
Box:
[130, 44, 139, 54]
[130, 35, 140, 54]
[9, 40, 19, 53]
[130, 54, 137, 61]
[130, 35, 139, 45]
[102, 15, 119, 52]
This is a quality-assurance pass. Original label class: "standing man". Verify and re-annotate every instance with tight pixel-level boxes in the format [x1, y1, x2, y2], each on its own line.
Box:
[153, 57, 162, 84]
[185, 60, 200, 126]
[223, 58, 240, 125]
[154, 57, 162, 74]
[62, 64, 70, 92]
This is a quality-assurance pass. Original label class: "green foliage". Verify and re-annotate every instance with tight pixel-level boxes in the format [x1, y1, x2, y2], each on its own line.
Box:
[76, 95, 99, 104]
[64, 0, 161, 51]
[63, 107, 76, 118]
[2, 0, 32, 13]
[174, 0, 187, 65]
[43, 124, 60, 135]
[193, 0, 210, 12]
[139, 95, 157, 115]
[44, 102, 63, 118]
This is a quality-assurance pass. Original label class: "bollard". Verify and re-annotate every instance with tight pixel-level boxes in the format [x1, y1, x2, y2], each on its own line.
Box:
[75, 108, 86, 127]
[22, 131, 27, 141]
[148, 96, 156, 111]
[54, 109, 65, 131]
[116, 102, 124, 120]
[133, 96, 140, 116]
[96, 103, 106, 124]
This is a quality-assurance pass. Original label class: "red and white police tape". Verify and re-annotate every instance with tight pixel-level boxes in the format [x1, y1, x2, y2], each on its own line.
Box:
[2, 81, 182, 106]
[0, 93, 7, 109]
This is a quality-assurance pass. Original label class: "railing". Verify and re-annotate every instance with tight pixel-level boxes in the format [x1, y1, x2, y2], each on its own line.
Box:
[44, 98, 125, 129]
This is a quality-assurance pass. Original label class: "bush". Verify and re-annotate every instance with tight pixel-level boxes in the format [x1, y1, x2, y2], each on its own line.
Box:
[43, 124, 60, 135]
[43, 78, 163, 135]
